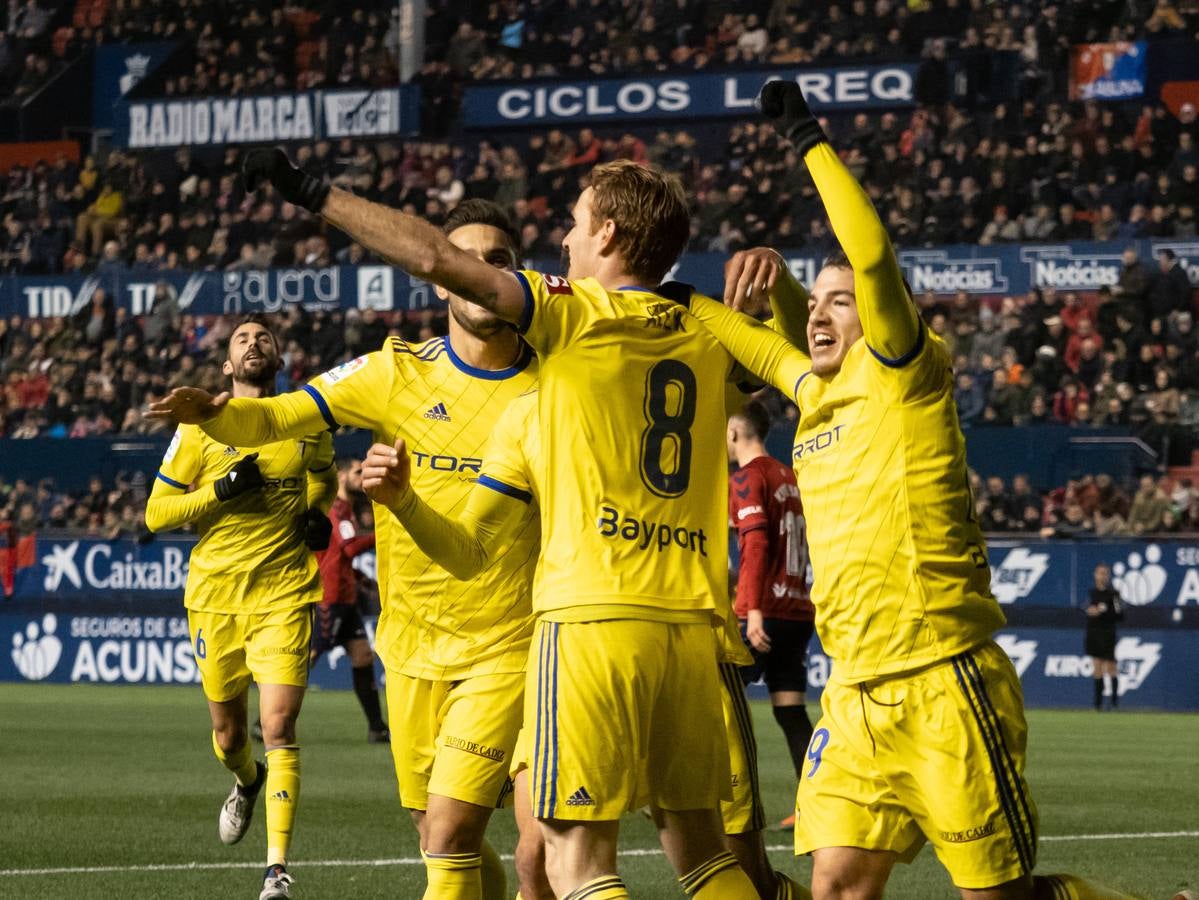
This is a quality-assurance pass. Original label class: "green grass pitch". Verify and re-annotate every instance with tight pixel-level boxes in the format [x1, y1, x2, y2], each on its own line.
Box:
[0, 683, 1194, 899]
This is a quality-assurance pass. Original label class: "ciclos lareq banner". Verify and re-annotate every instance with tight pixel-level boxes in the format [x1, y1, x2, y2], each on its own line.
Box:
[113, 87, 420, 149]
[462, 64, 919, 127]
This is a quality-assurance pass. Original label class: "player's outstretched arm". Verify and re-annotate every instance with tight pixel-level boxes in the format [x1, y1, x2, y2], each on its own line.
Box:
[691, 294, 811, 404]
[760, 81, 919, 362]
[149, 387, 327, 448]
[361, 440, 526, 581]
[243, 149, 526, 324]
[723, 247, 811, 353]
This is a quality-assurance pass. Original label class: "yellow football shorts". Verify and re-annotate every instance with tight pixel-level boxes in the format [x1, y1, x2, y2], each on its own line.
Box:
[796, 640, 1038, 889]
[385, 669, 523, 811]
[187, 606, 311, 703]
[718, 662, 766, 835]
[526, 618, 730, 821]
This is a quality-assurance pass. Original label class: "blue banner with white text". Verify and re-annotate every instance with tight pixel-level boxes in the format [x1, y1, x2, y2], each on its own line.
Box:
[462, 64, 921, 127]
[92, 42, 178, 131]
[2, 238, 1197, 319]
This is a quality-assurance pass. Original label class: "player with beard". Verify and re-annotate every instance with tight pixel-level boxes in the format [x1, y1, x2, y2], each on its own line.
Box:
[310, 457, 388, 740]
[146, 315, 337, 900]
[150, 201, 537, 900]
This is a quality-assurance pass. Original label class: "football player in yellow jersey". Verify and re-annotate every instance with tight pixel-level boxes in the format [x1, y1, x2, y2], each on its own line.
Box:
[150, 201, 537, 900]
[686, 81, 1141, 900]
[145, 315, 337, 900]
[232, 149, 763, 899]
[362, 373, 807, 900]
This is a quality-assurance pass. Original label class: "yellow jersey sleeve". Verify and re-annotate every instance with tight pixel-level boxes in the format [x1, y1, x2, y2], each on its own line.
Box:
[690, 295, 812, 405]
[146, 426, 220, 532]
[514, 270, 602, 356]
[804, 142, 921, 363]
[305, 430, 337, 513]
[478, 390, 539, 503]
[305, 350, 397, 431]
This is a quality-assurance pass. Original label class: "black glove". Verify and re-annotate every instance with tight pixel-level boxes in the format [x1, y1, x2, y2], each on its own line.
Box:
[242, 148, 330, 214]
[302, 507, 333, 551]
[758, 81, 827, 156]
[214, 453, 265, 502]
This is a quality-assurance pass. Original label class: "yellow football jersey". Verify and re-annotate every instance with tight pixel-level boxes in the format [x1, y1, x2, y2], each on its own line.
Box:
[155, 424, 333, 614]
[306, 336, 540, 680]
[513, 272, 736, 624]
[481, 389, 750, 667]
[692, 299, 1005, 684]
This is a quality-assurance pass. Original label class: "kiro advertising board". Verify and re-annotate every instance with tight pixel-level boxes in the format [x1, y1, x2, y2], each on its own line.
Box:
[3, 239, 1198, 320]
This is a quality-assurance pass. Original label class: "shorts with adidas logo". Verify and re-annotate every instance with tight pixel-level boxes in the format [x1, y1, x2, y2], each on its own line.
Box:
[796, 640, 1039, 890]
[188, 606, 311, 703]
[386, 668, 524, 811]
[526, 618, 730, 821]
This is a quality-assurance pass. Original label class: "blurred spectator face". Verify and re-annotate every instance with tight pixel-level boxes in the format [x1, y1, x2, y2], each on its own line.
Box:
[1094, 564, 1111, 588]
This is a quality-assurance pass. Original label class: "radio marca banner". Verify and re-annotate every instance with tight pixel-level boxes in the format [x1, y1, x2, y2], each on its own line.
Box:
[462, 64, 919, 127]
[3, 238, 1197, 319]
[114, 87, 420, 149]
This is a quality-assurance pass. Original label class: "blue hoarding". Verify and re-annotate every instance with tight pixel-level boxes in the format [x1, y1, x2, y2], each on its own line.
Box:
[92, 42, 178, 131]
[3, 238, 1196, 320]
[462, 64, 920, 127]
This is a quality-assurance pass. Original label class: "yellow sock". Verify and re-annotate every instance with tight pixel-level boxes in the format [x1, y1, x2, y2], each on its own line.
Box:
[1036, 874, 1137, 899]
[423, 850, 482, 900]
[561, 875, 629, 899]
[264, 746, 300, 866]
[480, 840, 506, 900]
[679, 851, 758, 899]
[776, 873, 813, 900]
[212, 731, 258, 786]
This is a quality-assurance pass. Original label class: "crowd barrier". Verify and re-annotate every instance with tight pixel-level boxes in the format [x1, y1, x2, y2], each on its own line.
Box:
[4, 535, 1197, 708]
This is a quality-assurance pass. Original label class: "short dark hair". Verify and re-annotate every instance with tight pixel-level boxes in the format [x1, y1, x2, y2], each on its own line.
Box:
[735, 401, 771, 442]
[229, 314, 279, 352]
[822, 247, 851, 270]
[443, 199, 520, 258]
[1159, 248, 1176, 261]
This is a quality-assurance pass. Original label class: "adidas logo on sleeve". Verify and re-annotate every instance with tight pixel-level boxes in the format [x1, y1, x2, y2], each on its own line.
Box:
[423, 402, 451, 422]
[565, 786, 595, 807]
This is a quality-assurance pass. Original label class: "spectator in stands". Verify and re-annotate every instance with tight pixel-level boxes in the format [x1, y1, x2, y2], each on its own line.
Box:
[1148, 249, 1194, 322]
[1127, 474, 1171, 534]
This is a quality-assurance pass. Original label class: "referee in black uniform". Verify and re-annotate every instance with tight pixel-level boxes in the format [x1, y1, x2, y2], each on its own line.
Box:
[1085, 563, 1124, 710]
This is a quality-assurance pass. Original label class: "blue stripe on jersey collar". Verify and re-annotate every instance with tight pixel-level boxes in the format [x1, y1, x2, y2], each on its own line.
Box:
[444, 335, 532, 381]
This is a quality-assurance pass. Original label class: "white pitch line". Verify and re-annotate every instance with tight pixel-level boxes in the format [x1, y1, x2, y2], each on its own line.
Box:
[2, 831, 1196, 878]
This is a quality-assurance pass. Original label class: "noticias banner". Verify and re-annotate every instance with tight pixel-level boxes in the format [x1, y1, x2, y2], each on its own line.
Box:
[114, 86, 421, 149]
[3, 238, 1198, 319]
[461, 64, 920, 127]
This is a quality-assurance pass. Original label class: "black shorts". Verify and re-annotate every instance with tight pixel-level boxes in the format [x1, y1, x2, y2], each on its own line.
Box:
[739, 618, 815, 695]
[311, 603, 368, 658]
[1085, 628, 1117, 661]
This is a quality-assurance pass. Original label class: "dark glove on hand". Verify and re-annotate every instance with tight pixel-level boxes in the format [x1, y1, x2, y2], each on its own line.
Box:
[242, 148, 330, 214]
[214, 453, 265, 502]
[302, 508, 333, 551]
[758, 80, 827, 156]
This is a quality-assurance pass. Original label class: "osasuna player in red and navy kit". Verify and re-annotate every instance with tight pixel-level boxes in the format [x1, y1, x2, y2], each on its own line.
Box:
[314, 457, 388, 743]
[727, 402, 815, 801]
